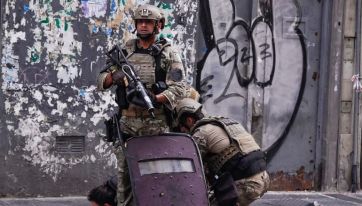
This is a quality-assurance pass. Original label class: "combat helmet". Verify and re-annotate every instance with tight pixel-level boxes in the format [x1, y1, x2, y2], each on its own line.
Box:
[175, 98, 203, 121]
[134, 4, 163, 21]
[133, 4, 164, 36]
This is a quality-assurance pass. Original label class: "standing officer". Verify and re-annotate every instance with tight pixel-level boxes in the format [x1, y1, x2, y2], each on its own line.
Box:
[175, 98, 270, 206]
[97, 4, 188, 206]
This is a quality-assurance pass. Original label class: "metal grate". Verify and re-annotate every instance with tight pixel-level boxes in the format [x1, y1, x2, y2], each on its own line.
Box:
[55, 136, 85, 154]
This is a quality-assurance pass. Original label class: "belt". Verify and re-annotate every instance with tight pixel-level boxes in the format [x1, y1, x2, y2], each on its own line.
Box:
[221, 150, 267, 180]
[206, 144, 240, 175]
[121, 108, 164, 117]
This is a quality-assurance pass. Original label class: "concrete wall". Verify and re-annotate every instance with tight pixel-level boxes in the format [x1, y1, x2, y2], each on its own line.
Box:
[195, 0, 321, 190]
[337, 0, 362, 191]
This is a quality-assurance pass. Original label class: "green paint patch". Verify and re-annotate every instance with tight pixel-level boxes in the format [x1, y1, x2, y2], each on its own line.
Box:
[30, 51, 39, 62]
[165, 23, 171, 28]
[160, 2, 172, 9]
[40, 17, 49, 24]
[121, 0, 125, 6]
[64, 21, 69, 31]
[158, 33, 173, 40]
[55, 18, 61, 28]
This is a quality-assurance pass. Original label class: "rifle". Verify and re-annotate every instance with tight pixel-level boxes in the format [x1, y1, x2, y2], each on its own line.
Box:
[106, 44, 155, 118]
[104, 113, 123, 146]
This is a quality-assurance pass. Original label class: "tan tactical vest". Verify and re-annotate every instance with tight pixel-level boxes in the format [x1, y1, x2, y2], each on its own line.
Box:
[192, 116, 260, 155]
[121, 39, 170, 115]
[192, 116, 261, 174]
[123, 39, 171, 88]
[123, 40, 154, 89]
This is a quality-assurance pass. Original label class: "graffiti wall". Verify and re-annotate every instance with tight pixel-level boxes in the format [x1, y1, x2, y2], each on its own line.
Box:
[195, 0, 322, 190]
[0, 0, 198, 196]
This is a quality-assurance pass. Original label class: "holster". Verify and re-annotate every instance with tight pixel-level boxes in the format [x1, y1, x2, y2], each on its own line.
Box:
[104, 118, 116, 142]
[213, 172, 238, 206]
[116, 85, 129, 109]
[221, 150, 267, 180]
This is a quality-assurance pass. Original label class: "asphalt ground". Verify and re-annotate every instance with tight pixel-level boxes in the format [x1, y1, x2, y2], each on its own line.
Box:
[1, 191, 362, 206]
[250, 191, 362, 206]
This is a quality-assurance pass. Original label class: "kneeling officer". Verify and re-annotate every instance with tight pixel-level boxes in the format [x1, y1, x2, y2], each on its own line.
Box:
[175, 98, 270, 206]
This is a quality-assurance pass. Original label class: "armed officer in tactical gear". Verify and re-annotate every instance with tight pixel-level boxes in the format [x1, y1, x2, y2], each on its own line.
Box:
[97, 4, 191, 206]
[175, 98, 270, 206]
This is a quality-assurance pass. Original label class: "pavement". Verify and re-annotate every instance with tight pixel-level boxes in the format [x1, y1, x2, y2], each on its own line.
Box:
[1, 191, 362, 206]
[250, 191, 362, 206]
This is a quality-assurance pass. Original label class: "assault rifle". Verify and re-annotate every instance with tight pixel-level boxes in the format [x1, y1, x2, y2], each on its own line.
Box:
[106, 44, 155, 118]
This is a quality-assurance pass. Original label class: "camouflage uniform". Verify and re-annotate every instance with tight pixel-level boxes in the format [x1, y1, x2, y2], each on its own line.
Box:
[191, 117, 270, 206]
[97, 38, 189, 206]
[175, 98, 269, 206]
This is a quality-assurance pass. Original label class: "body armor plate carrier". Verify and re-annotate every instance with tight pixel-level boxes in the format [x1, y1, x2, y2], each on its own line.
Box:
[192, 116, 266, 180]
[116, 38, 170, 112]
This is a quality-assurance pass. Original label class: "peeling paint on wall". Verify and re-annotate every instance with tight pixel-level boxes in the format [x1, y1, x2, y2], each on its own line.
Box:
[81, 0, 107, 18]
[1, 0, 198, 195]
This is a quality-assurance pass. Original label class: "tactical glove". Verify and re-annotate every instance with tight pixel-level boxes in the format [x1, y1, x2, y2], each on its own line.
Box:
[112, 70, 126, 86]
[126, 84, 159, 108]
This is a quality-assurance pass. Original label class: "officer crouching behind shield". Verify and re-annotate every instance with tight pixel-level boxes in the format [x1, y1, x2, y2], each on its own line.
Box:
[175, 98, 270, 206]
[96, 4, 194, 206]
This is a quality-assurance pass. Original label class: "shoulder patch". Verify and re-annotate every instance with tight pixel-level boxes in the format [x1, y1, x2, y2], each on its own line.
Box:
[169, 68, 183, 82]
[124, 39, 137, 54]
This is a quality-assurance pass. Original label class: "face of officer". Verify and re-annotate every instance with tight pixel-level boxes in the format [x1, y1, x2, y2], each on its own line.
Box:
[179, 116, 196, 133]
[136, 18, 161, 40]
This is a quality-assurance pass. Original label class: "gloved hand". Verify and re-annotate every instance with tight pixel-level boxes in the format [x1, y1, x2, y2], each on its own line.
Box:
[112, 70, 126, 86]
[126, 84, 159, 108]
[128, 94, 148, 108]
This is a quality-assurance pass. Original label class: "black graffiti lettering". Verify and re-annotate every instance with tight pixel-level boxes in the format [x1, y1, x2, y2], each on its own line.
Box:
[259, 0, 273, 24]
[197, 0, 307, 164]
[240, 47, 252, 63]
[214, 68, 244, 104]
[259, 43, 272, 60]
[199, 75, 214, 103]
[216, 38, 237, 66]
